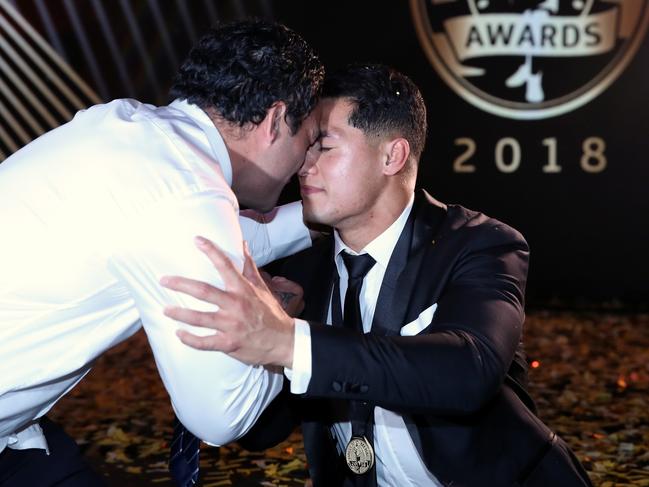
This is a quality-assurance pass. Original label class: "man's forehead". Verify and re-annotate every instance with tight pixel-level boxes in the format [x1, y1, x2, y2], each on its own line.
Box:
[299, 109, 320, 141]
[318, 98, 354, 136]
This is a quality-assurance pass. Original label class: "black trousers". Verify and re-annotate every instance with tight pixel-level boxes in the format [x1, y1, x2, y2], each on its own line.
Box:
[521, 435, 593, 487]
[0, 417, 106, 487]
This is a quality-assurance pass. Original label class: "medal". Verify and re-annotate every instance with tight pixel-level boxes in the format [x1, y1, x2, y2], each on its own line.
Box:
[345, 436, 374, 474]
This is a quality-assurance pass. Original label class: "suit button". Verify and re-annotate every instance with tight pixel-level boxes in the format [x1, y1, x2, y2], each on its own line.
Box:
[360, 385, 369, 393]
[332, 381, 342, 392]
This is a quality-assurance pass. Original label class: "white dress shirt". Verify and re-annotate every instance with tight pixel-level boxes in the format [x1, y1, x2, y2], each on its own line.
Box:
[290, 195, 443, 486]
[0, 99, 311, 454]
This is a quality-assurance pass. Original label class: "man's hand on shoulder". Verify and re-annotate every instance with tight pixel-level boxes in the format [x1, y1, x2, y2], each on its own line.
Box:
[160, 237, 295, 368]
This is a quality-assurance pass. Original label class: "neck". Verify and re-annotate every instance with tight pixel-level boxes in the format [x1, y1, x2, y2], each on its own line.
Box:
[337, 188, 413, 252]
[212, 117, 254, 193]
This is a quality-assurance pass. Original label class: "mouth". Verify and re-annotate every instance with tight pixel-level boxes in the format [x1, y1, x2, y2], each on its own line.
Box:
[300, 185, 324, 196]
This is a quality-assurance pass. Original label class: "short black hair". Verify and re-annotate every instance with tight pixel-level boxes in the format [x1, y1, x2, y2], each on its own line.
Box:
[170, 20, 324, 134]
[322, 64, 427, 161]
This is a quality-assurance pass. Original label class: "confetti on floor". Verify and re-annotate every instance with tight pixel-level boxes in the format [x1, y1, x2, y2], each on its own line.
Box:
[49, 310, 649, 486]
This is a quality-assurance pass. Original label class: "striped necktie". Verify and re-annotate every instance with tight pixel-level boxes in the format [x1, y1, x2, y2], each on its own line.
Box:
[169, 416, 200, 486]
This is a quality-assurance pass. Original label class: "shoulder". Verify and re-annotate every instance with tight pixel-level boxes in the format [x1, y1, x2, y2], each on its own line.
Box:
[414, 190, 526, 251]
[72, 98, 154, 124]
[442, 204, 528, 252]
[74, 99, 204, 144]
[77, 100, 235, 208]
[427, 203, 530, 287]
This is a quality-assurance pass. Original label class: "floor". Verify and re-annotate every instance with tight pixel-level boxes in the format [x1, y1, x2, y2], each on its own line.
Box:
[49, 310, 649, 486]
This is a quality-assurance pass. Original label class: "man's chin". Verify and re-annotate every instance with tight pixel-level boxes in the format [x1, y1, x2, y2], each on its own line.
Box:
[302, 209, 331, 227]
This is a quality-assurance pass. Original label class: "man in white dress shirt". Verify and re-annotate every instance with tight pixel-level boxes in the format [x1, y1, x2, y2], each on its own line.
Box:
[0, 20, 323, 486]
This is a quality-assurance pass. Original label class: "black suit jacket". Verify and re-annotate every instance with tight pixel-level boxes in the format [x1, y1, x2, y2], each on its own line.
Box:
[241, 190, 591, 487]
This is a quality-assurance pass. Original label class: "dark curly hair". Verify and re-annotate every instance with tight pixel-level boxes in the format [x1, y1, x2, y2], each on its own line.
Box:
[322, 64, 427, 161]
[170, 20, 324, 134]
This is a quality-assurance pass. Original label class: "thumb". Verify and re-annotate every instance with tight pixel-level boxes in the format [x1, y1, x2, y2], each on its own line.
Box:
[242, 241, 267, 288]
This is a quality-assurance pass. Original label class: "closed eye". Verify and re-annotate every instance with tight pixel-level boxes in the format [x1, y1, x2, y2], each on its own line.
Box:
[307, 140, 322, 153]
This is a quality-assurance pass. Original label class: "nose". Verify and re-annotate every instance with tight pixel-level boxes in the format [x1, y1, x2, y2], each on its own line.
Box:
[298, 148, 319, 177]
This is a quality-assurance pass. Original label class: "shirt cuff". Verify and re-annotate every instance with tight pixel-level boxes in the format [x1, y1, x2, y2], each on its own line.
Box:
[1, 422, 50, 455]
[284, 318, 312, 394]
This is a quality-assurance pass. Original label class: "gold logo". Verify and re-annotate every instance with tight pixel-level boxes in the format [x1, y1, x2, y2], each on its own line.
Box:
[411, 0, 649, 119]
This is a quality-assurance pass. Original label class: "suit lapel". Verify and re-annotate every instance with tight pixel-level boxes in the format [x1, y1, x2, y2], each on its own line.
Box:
[371, 190, 448, 336]
[302, 237, 336, 323]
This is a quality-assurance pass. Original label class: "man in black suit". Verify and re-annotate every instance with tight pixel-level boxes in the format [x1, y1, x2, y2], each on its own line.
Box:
[161, 64, 592, 487]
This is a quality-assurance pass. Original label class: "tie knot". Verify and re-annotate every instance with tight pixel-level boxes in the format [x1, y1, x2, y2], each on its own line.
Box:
[341, 252, 376, 281]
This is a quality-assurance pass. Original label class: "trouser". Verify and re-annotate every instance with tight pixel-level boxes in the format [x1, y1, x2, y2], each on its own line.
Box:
[520, 434, 593, 487]
[0, 417, 106, 487]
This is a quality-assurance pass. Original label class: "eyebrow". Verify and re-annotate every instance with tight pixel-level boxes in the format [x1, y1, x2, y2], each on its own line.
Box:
[320, 128, 341, 138]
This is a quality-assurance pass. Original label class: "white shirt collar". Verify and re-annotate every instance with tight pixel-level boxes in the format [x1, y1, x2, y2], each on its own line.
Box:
[168, 99, 233, 186]
[334, 193, 415, 272]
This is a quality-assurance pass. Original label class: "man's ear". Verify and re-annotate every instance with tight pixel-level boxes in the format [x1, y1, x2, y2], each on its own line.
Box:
[262, 102, 287, 144]
[382, 138, 410, 176]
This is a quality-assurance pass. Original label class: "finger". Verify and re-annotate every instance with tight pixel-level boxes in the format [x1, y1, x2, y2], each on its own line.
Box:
[278, 292, 298, 310]
[160, 275, 226, 306]
[259, 270, 273, 286]
[241, 240, 267, 289]
[271, 276, 304, 296]
[164, 305, 229, 330]
[194, 236, 246, 291]
[176, 329, 236, 353]
[294, 299, 305, 317]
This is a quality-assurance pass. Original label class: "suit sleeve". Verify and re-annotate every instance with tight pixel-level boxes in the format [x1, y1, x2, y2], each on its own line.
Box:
[305, 224, 529, 416]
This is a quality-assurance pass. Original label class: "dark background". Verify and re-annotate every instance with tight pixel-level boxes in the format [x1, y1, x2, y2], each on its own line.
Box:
[2, 0, 647, 306]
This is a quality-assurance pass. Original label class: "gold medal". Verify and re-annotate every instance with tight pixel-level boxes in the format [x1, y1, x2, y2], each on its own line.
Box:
[345, 436, 374, 474]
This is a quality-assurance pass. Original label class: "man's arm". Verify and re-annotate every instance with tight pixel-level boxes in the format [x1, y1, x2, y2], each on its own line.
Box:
[161, 226, 528, 416]
[305, 234, 528, 414]
[107, 190, 288, 445]
[238, 201, 312, 266]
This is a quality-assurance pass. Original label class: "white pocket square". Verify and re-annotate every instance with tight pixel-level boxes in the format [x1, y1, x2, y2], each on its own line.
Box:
[400, 303, 438, 336]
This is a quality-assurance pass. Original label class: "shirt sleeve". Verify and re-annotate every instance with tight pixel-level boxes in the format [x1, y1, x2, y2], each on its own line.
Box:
[106, 189, 284, 445]
[238, 201, 311, 267]
[284, 318, 313, 394]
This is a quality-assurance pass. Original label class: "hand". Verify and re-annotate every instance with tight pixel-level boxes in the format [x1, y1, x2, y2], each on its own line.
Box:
[270, 276, 305, 318]
[160, 237, 295, 368]
[257, 270, 304, 317]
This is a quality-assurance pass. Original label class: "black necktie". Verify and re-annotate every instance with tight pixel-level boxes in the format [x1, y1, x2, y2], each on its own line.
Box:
[169, 416, 200, 486]
[336, 252, 377, 486]
[341, 252, 376, 333]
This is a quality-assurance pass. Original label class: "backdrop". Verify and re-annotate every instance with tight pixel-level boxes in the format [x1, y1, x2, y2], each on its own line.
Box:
[1, 0, 647, 304]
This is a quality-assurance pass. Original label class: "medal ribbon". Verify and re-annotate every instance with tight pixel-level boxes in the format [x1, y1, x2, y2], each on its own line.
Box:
[332, 252, 378, 485]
